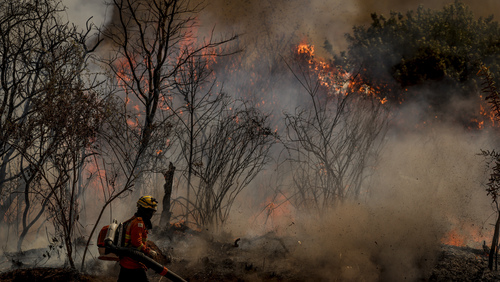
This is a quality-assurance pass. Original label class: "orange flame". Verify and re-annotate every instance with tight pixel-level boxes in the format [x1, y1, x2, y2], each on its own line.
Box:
[441, 223, 489, 248]
[441, 229, 465, 247]
[294, 40, 389, 104]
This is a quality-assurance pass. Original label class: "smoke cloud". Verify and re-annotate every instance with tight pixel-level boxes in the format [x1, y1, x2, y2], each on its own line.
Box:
[215, 116, 494, 281]
[172, 1, 500, 279]
[64, 0, 110, 31]
[16, 1, 497, 280]
[196, 0, 500, 54]
[65, 0, 500, 54]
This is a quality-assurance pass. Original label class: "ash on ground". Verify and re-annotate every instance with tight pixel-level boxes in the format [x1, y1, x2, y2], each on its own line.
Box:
[2, 243, 500, 281]
[429, 244, 500, 281]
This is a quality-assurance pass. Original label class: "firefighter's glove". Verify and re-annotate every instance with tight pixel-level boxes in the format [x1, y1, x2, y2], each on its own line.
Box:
[149, 250, 158, 258]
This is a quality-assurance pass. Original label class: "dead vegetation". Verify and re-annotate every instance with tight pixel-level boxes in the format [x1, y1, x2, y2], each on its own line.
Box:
[2, 242, 500, 281]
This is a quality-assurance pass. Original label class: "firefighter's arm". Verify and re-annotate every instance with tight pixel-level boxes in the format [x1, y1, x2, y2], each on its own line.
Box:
[129, 220, 155, 256]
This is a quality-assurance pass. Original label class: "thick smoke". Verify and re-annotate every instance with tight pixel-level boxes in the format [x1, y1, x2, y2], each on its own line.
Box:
[196, 0, 500, 54]
[64, 0, 110, 31]
[49, 1, 500, 280]
[227, 118, 493, 281]
[65, 0, 500, 55]
[162, 121, 494, 281]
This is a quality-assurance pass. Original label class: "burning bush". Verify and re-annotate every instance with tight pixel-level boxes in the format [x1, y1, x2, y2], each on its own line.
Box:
[342, 1, 500, 128]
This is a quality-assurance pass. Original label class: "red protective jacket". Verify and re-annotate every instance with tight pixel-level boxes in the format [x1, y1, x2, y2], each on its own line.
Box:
[119, 216, 154, 269]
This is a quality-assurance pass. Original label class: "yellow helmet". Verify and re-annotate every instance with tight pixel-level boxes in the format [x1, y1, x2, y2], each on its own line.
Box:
[137, 196, 158, 211]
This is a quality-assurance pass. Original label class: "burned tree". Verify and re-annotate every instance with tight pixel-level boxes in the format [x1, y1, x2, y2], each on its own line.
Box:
[27, 87, 105, 269]
[160, 162, 175, 226]
[0, 0, 103, 264]
[283, 55, 389, 216]
[188, 101, 276, 228]
[0, 0, 61, 229]
[480, 149, 500, 270]
[168, 54, 225, 224]
[479, 65, 500, 270]
[80, 0, 236, 269]
[165, 52, 276, 228]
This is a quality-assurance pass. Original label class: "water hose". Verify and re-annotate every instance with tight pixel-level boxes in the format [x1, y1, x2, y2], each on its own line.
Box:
[103, 223, 186, 282]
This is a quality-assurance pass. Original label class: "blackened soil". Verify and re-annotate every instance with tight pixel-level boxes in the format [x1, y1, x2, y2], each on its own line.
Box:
[2, 245, 500, 281]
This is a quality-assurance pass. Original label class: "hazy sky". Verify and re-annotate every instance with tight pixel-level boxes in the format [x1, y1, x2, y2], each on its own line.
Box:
[64, 0, 500, 54]
[195, 0, 500, 52]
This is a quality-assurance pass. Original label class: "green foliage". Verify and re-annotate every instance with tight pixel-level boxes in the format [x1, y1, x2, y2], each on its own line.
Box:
[343, 1, 500, 108]
[479, 65, 500, 118]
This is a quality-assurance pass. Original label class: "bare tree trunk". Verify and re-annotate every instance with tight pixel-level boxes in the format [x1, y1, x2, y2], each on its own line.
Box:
[496, 244, 499, 271]
[160, 162, 175, 227]
[489, 210, 500, 270]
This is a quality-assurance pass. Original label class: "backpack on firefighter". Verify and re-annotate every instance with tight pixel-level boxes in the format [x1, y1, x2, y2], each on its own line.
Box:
[97, 196, 158, 260]
[94, 196, 187, 282]
[96, 219, 123, 261]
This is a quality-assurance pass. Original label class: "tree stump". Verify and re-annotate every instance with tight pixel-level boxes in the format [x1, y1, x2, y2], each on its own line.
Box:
[160, 162, 175, 227]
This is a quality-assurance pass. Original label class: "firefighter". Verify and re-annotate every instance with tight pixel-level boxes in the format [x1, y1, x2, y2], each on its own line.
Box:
[117, 196, 159, 282]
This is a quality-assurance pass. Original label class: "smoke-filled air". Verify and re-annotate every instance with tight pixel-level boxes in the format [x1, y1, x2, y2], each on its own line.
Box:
[1, 0, 500, 281]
